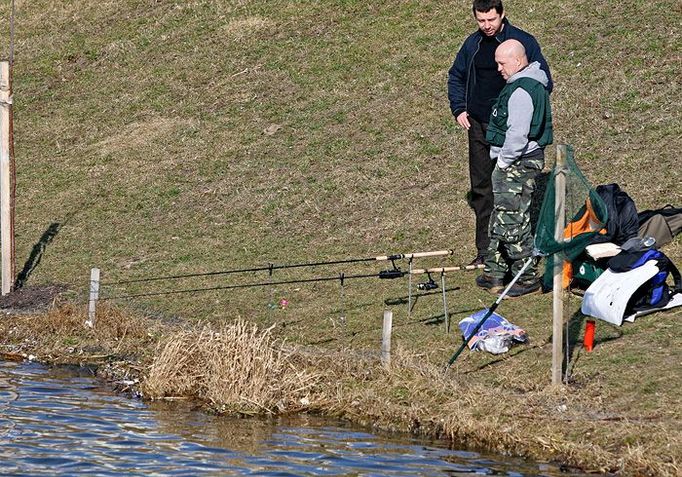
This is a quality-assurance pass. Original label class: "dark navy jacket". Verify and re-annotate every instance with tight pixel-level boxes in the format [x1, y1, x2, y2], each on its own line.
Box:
[447, 18, 553, 119]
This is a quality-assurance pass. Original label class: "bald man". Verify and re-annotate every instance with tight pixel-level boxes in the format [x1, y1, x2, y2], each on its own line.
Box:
[475, 39, 553, 298]
[447, 0, 552, 267]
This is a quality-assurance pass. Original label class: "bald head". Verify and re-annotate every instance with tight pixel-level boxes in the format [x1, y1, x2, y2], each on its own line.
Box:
[495, 39, 529, 80]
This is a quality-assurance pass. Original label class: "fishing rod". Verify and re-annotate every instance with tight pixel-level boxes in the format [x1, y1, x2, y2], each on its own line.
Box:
[100, 262, 484, 301]
[103, 249, 478, 286]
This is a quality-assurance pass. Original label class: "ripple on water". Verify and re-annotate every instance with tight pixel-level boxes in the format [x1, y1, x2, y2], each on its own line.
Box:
[0, 361, 587, 476]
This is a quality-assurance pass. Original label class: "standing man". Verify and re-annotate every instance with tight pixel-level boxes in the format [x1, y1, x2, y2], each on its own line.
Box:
[477, 39, 553, 297]
[447, 0, 552, 266]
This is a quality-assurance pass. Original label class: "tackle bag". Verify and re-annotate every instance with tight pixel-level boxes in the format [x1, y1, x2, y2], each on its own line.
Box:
[570, 253, 608, 289]
[638, 204, 682, 247]
[581, 248, 682, 325]
[589, 184, 639, 245]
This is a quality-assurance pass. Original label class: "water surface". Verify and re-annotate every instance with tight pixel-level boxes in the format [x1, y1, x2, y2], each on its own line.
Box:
[0, 360, 590, 476]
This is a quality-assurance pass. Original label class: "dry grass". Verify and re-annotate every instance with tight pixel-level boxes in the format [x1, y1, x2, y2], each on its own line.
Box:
[0, 303, 162, 362]
[91, 117, 197, 159]
[297, 345, 681, 476]
[143, 319, 321, 415]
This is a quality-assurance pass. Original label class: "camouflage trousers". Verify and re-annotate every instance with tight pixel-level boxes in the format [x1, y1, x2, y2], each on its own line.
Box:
[484, 150, 545, 283]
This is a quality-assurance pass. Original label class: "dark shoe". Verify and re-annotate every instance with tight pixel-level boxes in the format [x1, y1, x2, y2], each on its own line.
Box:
[476, 274, 505, 292]
[468, 254, 485, 267]
[505, 279, 541, 298]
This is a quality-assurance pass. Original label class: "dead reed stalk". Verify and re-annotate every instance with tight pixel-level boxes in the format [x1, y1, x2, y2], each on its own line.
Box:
[142, 319, 320, 415]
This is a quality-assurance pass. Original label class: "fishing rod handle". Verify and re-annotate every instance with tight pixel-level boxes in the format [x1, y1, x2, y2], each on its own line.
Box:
[374, 250, 456, 261]
[410, 264, 484, 274]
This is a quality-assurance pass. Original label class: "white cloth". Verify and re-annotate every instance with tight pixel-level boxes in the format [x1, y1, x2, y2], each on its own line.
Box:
[581, 260, 659, 326]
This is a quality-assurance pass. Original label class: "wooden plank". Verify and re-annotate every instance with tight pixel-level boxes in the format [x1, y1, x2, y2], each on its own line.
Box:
[381, 310, 393, 367]
[86, 268, 101, 328]
[552, 145, 568, 385]
[0, 61, 11, 295]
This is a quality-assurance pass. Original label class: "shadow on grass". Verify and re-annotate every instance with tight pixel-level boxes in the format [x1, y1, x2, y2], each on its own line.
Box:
[384, 286, 462, 313]
[459, 310, 629, 381]
[304, 304, 483, 346]
[15, 222, 63, 290]
[566, 309, 622, 354]
[463, 343, 545, 374]
[458, 300, 628, 376]
[564, 308, 622, 379]
[395, 305, 483, 329]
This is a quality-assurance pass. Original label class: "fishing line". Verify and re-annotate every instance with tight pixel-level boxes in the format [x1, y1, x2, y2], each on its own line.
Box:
[102, 256, 378, 286]
[100, 271, 382, 301]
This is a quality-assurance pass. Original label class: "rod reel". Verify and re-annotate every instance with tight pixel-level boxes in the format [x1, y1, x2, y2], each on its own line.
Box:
[417, 272, 438, 291]
[379, 258, 404, 280]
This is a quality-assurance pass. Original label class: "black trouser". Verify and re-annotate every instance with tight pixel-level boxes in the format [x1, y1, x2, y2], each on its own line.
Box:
[467, 116, 495, 255]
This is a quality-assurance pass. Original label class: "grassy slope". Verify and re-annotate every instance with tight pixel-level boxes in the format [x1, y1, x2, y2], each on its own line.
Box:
[1, 0, 680, 473]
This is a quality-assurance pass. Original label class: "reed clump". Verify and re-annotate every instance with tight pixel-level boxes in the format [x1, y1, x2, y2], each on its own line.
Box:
[142, 319, 321, 415]
[0, 303, 161, 362]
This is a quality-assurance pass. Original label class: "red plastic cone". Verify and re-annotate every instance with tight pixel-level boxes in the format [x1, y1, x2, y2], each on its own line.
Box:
[584, 320, 596, 352]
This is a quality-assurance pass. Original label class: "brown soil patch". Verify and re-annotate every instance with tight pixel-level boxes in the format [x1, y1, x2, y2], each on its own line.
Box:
[0, 284, 68, 315]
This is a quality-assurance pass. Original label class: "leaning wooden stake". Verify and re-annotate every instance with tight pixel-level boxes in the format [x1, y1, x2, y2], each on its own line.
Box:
[86, 268, 100, 328]
[552, 145, 568, 385]
[0, 61, 12, 295]
[381, 309, 393, 367]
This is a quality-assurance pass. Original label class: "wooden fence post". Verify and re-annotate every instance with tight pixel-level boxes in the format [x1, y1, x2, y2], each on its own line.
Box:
[0, 61, 12, 295]
[552, 145, 568, 385]
[381, 309, 393, 367]
[86, 268, 100, 328]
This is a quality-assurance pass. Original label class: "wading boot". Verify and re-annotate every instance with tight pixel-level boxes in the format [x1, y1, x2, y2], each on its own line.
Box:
[505, 279, 541, 298]
[475, 274, 505, 293]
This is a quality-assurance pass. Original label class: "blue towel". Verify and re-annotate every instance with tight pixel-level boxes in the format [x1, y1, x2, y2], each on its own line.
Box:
[458, 309, 528, 354]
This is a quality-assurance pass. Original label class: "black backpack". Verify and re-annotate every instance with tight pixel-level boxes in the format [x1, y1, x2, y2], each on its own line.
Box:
[590, 184, 640, 245]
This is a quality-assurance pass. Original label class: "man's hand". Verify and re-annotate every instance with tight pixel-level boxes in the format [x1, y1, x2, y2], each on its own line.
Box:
[456, 111, 471, 130]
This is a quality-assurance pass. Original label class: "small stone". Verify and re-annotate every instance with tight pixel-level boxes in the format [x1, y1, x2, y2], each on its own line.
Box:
[263, 124, 282, 136]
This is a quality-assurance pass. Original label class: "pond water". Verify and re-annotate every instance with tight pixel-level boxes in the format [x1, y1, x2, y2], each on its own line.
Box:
[0, 360, 590, 476]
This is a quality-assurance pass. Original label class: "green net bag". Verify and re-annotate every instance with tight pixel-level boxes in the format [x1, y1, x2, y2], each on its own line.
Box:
[534, 146, 608, 289]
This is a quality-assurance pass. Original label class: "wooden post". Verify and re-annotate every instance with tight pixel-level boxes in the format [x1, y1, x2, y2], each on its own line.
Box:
[552, 145, 568, 385]
[381, 309, 393, 367]
[0, 61, 12, 295]
[86, 268, 100, 328]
